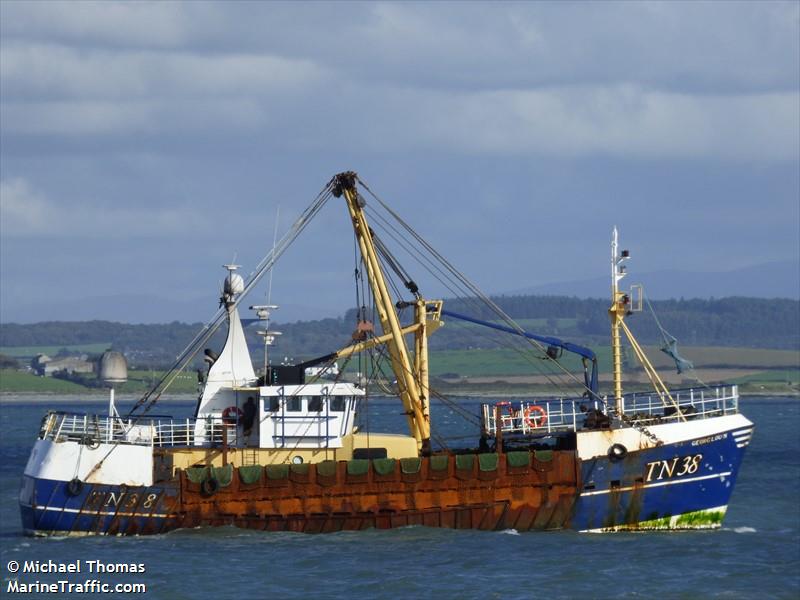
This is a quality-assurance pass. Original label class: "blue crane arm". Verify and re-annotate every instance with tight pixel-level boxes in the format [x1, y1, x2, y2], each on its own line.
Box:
[440, 309, 599, 395]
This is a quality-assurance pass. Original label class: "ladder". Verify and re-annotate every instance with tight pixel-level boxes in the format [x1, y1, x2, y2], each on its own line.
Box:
[240, 447, 259, 467]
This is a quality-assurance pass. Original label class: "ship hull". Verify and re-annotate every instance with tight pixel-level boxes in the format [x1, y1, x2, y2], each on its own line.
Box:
[175, 451, 579, 533]
[20, 451, 580, 535]
[19, 417, 753, 536]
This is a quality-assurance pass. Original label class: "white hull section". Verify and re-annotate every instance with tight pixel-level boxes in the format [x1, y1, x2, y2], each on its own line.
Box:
[576, 413, 754, 460]
[24, 439, 153, 486]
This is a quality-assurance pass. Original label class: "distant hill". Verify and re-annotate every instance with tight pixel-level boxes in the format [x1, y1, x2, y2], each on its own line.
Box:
[0, 293, 341, 325]
[3, 260, 796, 325]
[510, 260, 800, 300]
[1, 296, 797, 369]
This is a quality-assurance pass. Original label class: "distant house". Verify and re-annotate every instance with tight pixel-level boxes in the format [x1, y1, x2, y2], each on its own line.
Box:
[31, 354, 94, 377]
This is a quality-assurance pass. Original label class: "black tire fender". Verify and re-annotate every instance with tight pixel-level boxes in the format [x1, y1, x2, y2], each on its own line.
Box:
[66, 477, 84, 497]
[608, 443, 628, 462]
[81, 434, 100, 449]
[201, 478, 219, 496]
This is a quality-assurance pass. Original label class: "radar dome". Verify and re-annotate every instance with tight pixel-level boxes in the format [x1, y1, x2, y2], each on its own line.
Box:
[98, 351, 128, 385]
[225, 273, 245, 295]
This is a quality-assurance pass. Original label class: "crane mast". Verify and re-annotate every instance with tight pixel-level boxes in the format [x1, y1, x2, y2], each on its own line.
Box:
[608, 228, 683, 420]
[331, 172, 437, 453]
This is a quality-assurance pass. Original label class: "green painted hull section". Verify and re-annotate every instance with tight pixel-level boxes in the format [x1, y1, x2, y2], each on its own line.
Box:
[588, 507, 727, 532]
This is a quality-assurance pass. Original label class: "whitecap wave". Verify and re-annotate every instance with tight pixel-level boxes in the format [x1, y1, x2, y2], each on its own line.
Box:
[498, 528, 520, 536]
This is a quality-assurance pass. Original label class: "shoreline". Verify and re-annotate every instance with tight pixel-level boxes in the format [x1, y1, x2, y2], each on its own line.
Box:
[2, 386, 797, 403]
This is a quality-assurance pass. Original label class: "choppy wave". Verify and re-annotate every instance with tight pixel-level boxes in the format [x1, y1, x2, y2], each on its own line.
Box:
[1, 396, 798, 599]
[732, 526, 757, 534]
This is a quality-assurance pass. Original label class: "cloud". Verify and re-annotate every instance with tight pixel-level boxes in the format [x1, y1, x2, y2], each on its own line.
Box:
[0, 1, 797, 325]
[0, 39, 329, 137]
[1, 98, 270, 136]
[0, 177, 211, 238]
[3, 2, 797, 94]
[0, 178, 50, 232]
[416, 86, 800, 161]
[2, 3, 797, 162]
[0, 1, 192, 49]
[278, 83, 798, 162]
[0, 43, 327, 101]
[3, 62, 797, 161]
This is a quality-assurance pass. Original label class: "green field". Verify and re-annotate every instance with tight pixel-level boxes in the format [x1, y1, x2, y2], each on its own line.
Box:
[0, 343, 111, 359]
[0, 369, 90, 392]
[0, 369, 199, 394]
[429, 348, 590, 377]
[2, 344, 797, 394]
[509, 318, 579, 330]
[119, 370, 198, 394]
[729, 369, 800, 384]
[429, 345, 800, 378]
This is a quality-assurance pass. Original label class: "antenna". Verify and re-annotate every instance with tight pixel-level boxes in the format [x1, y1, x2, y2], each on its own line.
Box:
[250, 206, 283, 377]
[267, 205, 280, 306]
[251, 306, 281, 377]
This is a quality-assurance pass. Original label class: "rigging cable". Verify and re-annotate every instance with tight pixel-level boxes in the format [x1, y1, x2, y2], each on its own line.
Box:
[644, 295, 710, 389]
[127, 182, 335, 419]
[365, 205, 577, 393]
[360, 192, 597, 402]
[85, 181, 336, 482]
[362, 202, 584, 394]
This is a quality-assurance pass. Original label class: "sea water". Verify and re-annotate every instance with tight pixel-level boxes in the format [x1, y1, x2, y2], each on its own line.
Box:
[1, 395, 798, 599]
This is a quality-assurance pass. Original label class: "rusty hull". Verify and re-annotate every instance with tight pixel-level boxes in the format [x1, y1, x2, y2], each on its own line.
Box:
[175, 452, 580, 533]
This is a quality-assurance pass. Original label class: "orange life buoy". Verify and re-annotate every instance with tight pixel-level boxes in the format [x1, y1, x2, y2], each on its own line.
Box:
[524, 405, 547, 429]
[222, 405, 243, 424]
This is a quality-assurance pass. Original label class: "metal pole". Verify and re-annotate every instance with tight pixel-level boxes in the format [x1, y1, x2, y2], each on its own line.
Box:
[222, 422, 228, 467]
[107, 388, 115, 442]
[495, 406, 503, 454]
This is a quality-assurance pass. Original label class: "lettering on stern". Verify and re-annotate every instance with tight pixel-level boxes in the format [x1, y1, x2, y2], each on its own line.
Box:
[85, 490, 159, 512]
[691, 433, 727, 447]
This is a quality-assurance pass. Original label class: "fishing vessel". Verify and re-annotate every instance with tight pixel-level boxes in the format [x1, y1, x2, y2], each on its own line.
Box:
[19, 172, 753, 535]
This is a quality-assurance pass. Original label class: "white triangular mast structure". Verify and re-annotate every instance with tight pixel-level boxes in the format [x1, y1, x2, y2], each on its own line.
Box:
[197, 264, 257, 415]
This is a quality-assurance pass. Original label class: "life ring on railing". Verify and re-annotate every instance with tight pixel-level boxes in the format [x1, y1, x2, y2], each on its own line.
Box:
[221, 406, 243, 424]
[524, 405, 547, 429]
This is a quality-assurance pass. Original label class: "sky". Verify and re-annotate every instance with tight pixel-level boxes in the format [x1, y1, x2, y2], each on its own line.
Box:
[1, 1, 798, 325]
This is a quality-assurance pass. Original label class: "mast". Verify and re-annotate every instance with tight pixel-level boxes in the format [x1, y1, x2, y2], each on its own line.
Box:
[332, 172, 432, 452]
[609, 227, 628, 414]
[608, 229, 684, 420]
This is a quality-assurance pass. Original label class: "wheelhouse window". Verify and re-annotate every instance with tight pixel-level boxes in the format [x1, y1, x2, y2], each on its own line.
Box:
[266, 397, 280, 412]
[286, 396, 301, 412]
[330, 397, 346, 412]
[308, 396, 323, 412]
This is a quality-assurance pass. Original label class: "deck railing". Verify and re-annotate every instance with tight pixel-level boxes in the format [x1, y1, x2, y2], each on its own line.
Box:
[481, 385, 739, 436]
[37, 384, 740, 447]
[38, 412, 236, 448]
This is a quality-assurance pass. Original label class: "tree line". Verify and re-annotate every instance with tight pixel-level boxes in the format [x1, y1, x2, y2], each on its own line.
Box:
[1, 296, 797, 368]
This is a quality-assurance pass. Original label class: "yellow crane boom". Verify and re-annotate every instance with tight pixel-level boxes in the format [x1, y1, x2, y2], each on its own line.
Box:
[331, 172, 442, 453]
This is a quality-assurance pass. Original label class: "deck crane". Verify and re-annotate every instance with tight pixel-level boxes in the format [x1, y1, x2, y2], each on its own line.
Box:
[440, 309, 599, 398]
